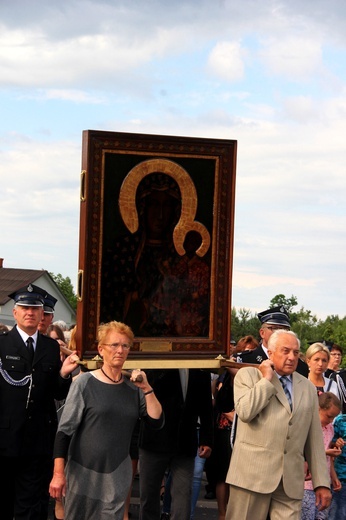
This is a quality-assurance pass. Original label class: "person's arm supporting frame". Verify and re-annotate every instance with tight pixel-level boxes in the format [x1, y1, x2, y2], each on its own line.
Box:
[130, 369, 163, 420]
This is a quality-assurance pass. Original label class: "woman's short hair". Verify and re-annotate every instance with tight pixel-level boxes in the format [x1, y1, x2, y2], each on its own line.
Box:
[235, 335, 259, 353]
[97, 320, 134, 345]
[305, 342, 330, 361]
[46, 323, 65, 342]
[329, 343, 343, 355]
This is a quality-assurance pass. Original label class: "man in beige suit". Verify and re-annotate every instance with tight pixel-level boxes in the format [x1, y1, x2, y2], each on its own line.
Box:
[225, 330, 331, 520]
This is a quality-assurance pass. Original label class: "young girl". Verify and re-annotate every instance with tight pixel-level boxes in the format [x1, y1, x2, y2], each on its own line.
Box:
[301, 392, 343, 520]
[329, 410, 346, 519]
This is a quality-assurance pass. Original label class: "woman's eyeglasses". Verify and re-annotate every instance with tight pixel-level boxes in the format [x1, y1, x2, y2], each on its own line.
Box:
[101, 343, 132, 351]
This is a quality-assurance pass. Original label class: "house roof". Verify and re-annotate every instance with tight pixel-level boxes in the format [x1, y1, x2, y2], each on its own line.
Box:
[0, 267, 52, 306]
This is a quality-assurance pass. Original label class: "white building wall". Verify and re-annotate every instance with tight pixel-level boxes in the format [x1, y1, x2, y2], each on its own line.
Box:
[0, 273, 76, 329]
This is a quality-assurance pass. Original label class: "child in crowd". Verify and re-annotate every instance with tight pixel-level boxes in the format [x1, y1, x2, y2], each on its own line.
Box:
[301, 392, 343, 520]
[329, 410, 346, 519]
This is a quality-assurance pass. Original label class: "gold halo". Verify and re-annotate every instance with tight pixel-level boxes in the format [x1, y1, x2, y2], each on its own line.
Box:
[119, 158, 210, 256]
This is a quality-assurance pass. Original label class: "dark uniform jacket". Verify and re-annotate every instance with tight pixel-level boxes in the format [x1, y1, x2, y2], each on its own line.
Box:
[238, 343, 309, 377]
[139, 368, 213, 457]
[0, 326, 72, 457]
[329, 369, 346, 413]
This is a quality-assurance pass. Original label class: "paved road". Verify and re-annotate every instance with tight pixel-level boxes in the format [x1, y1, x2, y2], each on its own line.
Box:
[48, 472, 218, 519]
[127, 472, 218, 519]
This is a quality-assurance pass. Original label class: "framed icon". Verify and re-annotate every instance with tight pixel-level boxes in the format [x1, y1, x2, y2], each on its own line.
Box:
[76, 130, 237, 359]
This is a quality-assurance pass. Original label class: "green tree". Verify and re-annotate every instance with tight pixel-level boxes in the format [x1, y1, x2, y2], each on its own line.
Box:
[49, 272, 77, 312]
[231, 294, 346, 367]
[269, 294, 298, 313]
[291, 307, 319, 352]
[231, 307, 260, 343]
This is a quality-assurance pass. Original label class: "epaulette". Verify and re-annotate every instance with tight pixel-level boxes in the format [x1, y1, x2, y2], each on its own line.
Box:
[238, 349, 253, 357]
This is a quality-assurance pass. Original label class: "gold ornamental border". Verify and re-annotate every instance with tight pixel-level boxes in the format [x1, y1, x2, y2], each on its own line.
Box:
[118, 158, 211, 257]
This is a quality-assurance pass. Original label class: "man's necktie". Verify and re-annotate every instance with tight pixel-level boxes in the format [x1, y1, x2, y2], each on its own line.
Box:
[26, 337, 34, 363]
[280, 376, 292, 410]
[179, 369, 189, 401]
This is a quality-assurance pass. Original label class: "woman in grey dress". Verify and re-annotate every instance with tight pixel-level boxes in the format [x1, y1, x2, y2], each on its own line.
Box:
[49, 320, 163, 519]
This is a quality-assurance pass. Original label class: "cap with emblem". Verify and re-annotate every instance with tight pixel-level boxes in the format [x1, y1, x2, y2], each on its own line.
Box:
[308, 340, 341, 352]
[8, 284, 45, 307]
[257, 306, 290, 328]
[43, 292, 57, 314]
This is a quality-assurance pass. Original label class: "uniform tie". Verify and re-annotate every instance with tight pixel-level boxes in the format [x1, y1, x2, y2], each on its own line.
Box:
[280, 376, 292, 410]
[26, 337, 34, 363]
[179, 369, 189, 401]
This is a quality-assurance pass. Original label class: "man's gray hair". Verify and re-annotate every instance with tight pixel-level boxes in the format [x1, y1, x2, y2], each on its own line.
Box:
[267, 329, 300, 351]
[53, 320, 68, 331]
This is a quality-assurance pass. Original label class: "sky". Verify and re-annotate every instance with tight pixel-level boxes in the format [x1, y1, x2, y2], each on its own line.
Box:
[1, 0, 345, 321]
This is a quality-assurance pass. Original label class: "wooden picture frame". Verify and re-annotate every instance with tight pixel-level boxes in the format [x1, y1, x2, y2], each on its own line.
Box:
[76, 130, 237, 360]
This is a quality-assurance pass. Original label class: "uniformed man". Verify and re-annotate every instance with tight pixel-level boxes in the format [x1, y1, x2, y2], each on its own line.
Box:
[38, 294, 58, 519]
[37, 291, 57, 335]
[237, 306, 309, 377]
[326, 342, 346, 413]
[0, 284, 78, 520]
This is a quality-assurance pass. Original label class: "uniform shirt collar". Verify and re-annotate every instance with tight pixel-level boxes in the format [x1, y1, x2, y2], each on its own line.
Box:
[16, 326, 39, 347]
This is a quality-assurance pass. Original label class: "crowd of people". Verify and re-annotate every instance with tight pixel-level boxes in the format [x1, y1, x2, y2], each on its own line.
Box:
[0, 284, 79, 520]
[1, 291, 346, 520]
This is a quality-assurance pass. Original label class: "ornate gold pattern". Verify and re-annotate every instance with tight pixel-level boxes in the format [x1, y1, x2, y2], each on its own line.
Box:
[78, 131, 236, 357]
[119, 158, 210, 257]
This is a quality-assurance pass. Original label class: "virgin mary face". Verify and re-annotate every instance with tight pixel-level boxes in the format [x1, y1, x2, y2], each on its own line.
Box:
[136, 172, 181, 241]
[144, 190, 178, 240]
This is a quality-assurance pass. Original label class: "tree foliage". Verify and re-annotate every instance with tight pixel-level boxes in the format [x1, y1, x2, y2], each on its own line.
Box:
[49, 272, 77, 312]
[231, 294, 346, 367]
[269, 294, 298, 313]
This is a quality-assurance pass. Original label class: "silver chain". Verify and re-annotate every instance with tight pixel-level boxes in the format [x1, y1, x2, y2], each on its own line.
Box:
[0, 359, 32, 408]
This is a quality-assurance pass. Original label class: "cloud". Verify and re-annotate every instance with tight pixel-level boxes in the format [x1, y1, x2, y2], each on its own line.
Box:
[1, 0, 346, 320]
[207, 41, 245, 82]
[40, 89, 106, 103]
[259, 36, 324, 80]
[281, 96, 321, 123]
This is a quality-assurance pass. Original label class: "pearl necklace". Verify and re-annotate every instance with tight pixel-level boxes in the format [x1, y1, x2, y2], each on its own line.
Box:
[101, 367, 122, 384]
